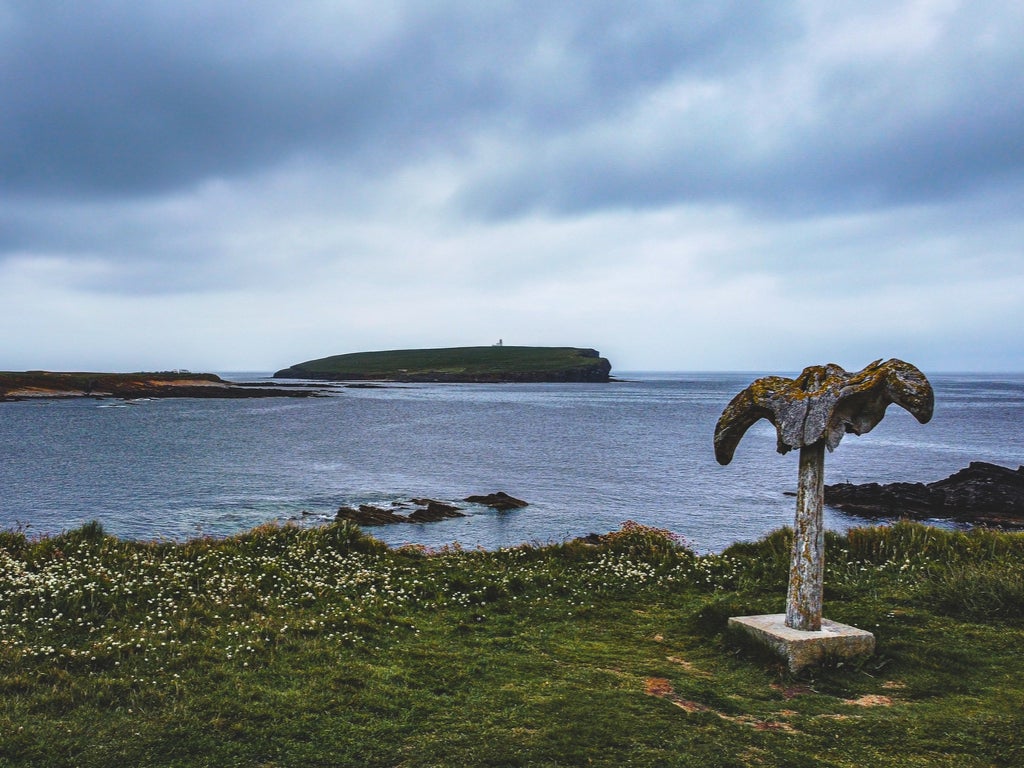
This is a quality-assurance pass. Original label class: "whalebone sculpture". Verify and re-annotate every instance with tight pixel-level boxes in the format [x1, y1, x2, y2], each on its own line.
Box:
[715, 359, 934, 632]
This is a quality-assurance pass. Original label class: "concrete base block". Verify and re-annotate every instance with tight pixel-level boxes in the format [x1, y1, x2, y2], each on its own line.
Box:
[728, 614, 875, 673]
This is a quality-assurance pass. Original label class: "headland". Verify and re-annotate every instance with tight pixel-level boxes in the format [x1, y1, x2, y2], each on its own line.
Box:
[273, 345, 613, 383]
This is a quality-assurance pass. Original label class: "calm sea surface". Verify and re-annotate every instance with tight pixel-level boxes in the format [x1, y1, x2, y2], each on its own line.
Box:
[1, 373, 1022, 552]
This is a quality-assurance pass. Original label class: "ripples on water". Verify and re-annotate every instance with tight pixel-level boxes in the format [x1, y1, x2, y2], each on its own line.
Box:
[1, 372, 1021, 552]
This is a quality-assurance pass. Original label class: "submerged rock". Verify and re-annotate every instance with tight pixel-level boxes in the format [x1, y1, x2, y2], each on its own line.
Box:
[824, 462, 1024, 527]
[463, 492, 529, 511]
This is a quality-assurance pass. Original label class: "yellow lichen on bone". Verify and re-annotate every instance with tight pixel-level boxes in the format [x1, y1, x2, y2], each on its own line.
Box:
[714, 359, 934, 465]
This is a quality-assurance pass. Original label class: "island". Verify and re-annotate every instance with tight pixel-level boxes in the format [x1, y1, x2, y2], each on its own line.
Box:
[273, 346, 613, 383]
[0, 371, 323, 401]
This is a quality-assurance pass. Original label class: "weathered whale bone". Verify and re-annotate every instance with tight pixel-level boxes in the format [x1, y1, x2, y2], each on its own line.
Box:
[715, 359, 934, 464]
[714, 359, 934, 632]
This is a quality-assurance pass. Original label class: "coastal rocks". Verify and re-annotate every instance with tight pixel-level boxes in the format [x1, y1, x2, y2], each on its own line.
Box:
[407, 500, 466, 522]
[335, 493, 529, 526]
[462, 491, 528, 510]
[462, 492, 529, 511]
[824, 462, 1024, 527]
[335, 505, 411, 526]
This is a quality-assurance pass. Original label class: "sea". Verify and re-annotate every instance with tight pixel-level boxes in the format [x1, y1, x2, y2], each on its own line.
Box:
[1, 372, 1022, 553]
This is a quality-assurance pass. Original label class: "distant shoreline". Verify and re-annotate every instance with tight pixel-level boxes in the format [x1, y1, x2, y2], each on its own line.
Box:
[0, 371, 325, 402]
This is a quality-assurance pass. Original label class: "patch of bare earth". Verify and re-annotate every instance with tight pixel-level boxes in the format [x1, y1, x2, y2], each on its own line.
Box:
[813, 692, 898, 722]
[644, 677, 796, 733]
[843, 694, 894, 707]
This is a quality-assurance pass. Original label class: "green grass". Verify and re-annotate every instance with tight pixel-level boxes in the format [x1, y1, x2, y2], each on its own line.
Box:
[274, 346, 610, 381]
[1, 520, 1022, 767]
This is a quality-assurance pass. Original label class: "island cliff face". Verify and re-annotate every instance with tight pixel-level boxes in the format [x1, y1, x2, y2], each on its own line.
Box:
[273, 346, 612, 383]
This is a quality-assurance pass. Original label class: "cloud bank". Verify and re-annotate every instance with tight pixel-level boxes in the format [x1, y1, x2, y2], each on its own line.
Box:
[1, 0, 1022, 371]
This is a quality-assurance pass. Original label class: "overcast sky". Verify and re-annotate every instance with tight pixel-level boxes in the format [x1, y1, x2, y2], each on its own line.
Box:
[2, 1, 1022, 373]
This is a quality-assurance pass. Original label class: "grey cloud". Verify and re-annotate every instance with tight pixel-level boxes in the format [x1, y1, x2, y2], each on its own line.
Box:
[1, 0, 1021, 376]
[0, 1, 791, 199]
[2, 3, 409, 196]
[459, 3, 1024, 217]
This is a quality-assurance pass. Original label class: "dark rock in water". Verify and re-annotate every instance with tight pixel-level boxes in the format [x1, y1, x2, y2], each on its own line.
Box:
[824, 462, 1024, 527]
[407, 500, 465, 522]
[336, 499, 465, 525]
[336, 493, 525, 526]
[463, 492, 529, 511]
[336, 505, 405, 526]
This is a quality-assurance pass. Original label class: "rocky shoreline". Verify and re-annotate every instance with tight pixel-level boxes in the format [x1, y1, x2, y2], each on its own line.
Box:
[824, 462, 1024, 528]
[0, 371, 327, 402]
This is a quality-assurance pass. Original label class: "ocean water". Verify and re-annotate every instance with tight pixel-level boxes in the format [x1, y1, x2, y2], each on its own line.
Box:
[1, 372, 1021, 552]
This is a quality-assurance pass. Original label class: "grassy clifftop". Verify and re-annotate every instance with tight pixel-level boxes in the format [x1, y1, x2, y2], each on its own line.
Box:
[274, 346, 612, 382]
[2, 520, 1023, 766]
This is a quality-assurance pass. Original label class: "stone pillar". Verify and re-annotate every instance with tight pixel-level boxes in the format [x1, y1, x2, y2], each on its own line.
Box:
[786, 441, 825, 631]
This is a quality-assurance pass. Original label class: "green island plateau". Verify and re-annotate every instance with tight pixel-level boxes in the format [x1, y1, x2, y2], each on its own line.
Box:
[0, 371, 316, 401]
[274, 345, 613, 383]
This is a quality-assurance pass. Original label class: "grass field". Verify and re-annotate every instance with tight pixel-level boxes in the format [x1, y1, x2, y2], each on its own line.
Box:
[274, 346, 611, 381]
[1, 520, 1022, 767]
